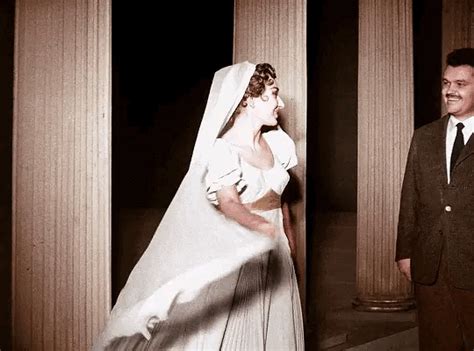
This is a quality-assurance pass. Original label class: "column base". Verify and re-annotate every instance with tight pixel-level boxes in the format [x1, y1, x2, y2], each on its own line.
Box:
[352, 297, 416, 312]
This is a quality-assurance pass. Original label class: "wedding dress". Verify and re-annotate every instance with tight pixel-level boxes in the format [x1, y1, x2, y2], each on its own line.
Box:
[93, 61, 304, 350]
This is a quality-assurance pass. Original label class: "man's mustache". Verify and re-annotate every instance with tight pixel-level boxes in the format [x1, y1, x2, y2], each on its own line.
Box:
[446, 93, 461, 99]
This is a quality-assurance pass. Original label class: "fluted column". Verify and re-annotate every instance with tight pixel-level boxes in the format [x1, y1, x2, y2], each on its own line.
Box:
[472, 5, 474, 45]
[13, 1, 111, 349]
[234, 0, 307, 307]
[442, 0, 473, 59]
[441, 0, 473, 115]
[355, 0, 415, 311]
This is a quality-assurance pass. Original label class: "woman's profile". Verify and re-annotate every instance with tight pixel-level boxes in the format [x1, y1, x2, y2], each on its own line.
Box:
[94, 61, 304, 350]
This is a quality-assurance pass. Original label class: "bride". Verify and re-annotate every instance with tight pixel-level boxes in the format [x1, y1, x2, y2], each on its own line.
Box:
[94, 61, 304, 350]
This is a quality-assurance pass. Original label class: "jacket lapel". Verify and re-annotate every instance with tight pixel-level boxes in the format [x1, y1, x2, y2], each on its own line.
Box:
[433, 116, 449, 186]
[455, 132, 474, 167]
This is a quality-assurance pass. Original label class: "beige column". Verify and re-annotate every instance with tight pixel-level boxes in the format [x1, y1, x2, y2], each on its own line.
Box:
[233, 0, 307, 308]
[441, 0, 473, 115]
[442, 0, 473, 59]
[12, 1, 111, 350]
[355, 0, 415, 311]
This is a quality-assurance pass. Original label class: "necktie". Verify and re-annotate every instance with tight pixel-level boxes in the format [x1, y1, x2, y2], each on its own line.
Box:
[450, 122, 465, 175]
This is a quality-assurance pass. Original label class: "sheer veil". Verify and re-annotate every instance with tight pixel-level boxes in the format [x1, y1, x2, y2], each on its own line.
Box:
[93, 62, 277, 350]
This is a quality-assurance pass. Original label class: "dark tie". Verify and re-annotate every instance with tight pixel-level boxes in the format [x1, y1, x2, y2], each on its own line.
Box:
[450, 122, 465, 175]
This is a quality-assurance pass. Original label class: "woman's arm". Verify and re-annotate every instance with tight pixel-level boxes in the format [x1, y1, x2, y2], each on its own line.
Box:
[282, 201, 296, 261]
[217, 185, 276, 237]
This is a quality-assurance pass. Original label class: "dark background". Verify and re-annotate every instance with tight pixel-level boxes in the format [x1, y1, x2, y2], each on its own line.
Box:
[0, 0, 15, 350]
[307, 0, 442, 215]
[110, 0, 443, 215]
[113, 1, 235, 210]
[0, 0, 442, 349]
[111, 1, 236, 298]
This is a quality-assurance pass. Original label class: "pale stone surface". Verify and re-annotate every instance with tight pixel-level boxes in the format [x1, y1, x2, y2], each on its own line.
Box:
[12, 1, 111, 349]
[356, 0, 414, 309]
[441, 0, 474, 115]
[347, 327, 418, 351]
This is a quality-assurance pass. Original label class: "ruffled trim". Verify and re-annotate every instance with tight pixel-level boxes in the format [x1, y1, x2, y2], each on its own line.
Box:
[263, 128, 298, 170]
[205, 139, 247, 205]
[207, 178, 247, 205]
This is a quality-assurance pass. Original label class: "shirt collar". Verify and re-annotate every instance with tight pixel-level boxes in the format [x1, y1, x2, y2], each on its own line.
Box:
[448, 114, 474, 134]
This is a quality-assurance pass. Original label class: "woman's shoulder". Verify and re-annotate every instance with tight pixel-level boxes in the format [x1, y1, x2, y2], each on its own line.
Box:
[205, 138, 247, 204]
[207, 138, 239, 167]
[263, 127, 294, 144]
[263, 127, 297, 170]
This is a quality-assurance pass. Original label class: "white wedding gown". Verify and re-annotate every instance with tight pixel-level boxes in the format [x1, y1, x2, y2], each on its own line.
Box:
[103, 129, 304, 350]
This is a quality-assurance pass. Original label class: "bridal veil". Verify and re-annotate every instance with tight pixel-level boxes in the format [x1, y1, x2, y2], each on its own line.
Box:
[93, 62, 277, 350]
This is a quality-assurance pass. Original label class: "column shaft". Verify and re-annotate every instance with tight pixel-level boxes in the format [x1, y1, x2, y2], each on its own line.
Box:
[12, 1, 111, 349]
[356, 0, 414, 311]
[441, 0, 473, 115]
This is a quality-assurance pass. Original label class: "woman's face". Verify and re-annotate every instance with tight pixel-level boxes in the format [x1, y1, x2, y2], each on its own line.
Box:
[251, 82, 285, 126]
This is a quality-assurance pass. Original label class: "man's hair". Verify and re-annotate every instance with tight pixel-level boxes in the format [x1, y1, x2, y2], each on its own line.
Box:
[446, 48, 474, 68]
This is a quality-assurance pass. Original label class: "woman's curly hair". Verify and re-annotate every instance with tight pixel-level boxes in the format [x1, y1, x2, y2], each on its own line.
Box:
[241, 63, 277, 105]
[218, 63, 277, 137]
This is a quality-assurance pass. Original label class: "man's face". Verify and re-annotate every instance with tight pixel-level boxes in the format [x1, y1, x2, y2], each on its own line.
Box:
[442, 65, 474, 120]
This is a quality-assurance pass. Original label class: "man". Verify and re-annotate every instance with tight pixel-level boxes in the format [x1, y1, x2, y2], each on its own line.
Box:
[396, 47, 474, 350]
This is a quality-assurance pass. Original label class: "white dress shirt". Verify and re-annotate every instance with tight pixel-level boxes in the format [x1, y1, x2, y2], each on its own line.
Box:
[446, 115, 474, 183]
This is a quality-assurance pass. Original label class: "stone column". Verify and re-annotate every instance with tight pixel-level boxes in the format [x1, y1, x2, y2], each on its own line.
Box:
[442, 0, 473, 59]
[12, 1, 111, 349]
[355, 0, 415, 311]
[441, 0, 473, 115]
[234, 0, 307, 308]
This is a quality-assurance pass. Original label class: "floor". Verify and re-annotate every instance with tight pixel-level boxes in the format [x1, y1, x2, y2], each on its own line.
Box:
[0, 206, 11, 351]
[305, 212, 418, 350]
[1, 209, 419, 350]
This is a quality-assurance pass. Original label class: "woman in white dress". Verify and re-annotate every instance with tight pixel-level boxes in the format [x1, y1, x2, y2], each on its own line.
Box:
[93, 62, 304, 350]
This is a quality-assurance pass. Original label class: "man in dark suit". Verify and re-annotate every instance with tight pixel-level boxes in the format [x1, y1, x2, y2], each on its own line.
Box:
[396, 47, 474, 350]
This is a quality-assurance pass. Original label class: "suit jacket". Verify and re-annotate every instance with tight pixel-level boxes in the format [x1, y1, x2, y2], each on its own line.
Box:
[396, 115, 474, 290]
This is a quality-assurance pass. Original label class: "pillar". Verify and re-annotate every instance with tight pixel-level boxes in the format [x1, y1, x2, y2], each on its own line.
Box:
[355, 0, 415, 311]
[12, 0, 111, 349]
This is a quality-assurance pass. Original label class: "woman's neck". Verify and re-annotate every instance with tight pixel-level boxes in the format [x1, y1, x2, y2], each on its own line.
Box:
[224, 112, 263, 149]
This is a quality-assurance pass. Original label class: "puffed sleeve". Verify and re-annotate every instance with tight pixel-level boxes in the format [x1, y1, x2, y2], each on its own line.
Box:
[205, 139, 247, 205]
[264, 127, 298, 170]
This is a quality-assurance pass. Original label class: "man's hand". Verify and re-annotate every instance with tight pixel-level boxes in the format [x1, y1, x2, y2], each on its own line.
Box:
[397, 258, 412, 281]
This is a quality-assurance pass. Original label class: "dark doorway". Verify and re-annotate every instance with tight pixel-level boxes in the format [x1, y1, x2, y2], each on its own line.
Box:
[307, 0, 359, 216]
[413, 0, 443, 128]
[112, 2, 234, 301]
[0, 1, 15, 350]
[306, 0, 442, 349]
[306, 0, 359, 348]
